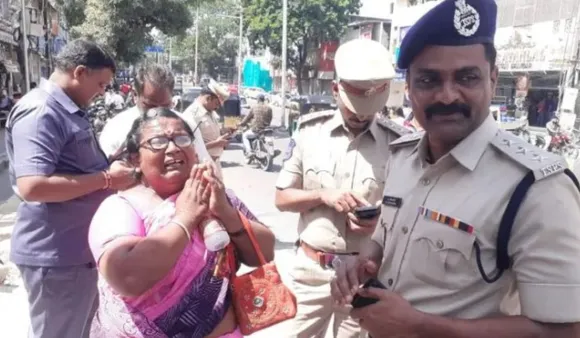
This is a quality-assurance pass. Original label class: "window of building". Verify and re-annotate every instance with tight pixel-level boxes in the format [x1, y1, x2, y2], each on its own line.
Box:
[0, 0, 9, 21]
[565, 18, 574, 33]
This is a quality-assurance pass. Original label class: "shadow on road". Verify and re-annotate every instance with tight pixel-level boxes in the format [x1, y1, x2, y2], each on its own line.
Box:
[221, 161, 241, 169]
[275, 239, 296, 251]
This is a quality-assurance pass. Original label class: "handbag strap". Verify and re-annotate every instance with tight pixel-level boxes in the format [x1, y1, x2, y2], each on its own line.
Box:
[237, 211, 267, 265]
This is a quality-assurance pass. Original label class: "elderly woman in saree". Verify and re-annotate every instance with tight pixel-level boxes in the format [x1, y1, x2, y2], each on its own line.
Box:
[88, 107, 275, 337]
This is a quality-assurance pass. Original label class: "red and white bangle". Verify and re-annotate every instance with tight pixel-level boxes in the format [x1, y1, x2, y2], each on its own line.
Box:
[102, 170, 112, 190]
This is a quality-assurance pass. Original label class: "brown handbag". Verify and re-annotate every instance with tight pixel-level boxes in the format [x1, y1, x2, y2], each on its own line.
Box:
[228, 211, 297, 335]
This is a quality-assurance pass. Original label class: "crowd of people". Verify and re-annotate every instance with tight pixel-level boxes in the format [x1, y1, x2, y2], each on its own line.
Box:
[4, 0, 580, 338]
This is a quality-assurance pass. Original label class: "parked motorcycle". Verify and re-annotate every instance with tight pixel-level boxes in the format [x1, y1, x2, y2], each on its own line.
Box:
[511, 123, 531, 143]
[546, 117, 580, 159]
[237, 127, 279, 171]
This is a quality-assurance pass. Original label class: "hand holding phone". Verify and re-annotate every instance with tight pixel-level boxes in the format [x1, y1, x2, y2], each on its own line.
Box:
[353, 205, 381, 219]
[351, 278, 387, 308]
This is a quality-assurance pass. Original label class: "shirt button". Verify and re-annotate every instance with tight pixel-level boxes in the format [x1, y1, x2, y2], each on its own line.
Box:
[344, 172, 350, 178]
[402, 226, 409, 234]
[436, 240, 444, 249]
[388, 278, 393, 286]
[421, 178, 431, 186]
[337, 232, 342, 237]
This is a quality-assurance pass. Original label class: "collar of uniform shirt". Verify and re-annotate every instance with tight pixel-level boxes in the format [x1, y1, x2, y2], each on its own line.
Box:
[39, 78, 82, 114]
[411, 114, 499, 171]
[327, 109, 379, 140]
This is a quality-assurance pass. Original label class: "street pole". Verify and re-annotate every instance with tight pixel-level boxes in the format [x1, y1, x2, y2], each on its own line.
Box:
[168, 37, 172, 70]
[281, 0, 288, 128]
[237, 9, 243, 88]
[194, 8, 199, 85]
[21, 0, 30, 92]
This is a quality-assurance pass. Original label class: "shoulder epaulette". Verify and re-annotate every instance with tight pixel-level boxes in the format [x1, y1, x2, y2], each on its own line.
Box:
[389, 131, 424, 148]
[297, 110, 335, 128]
[376, 117, 413, 137]
[491, 130, 567, 181]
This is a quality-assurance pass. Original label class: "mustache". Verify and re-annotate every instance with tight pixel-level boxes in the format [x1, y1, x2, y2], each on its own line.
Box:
[425, 102, 471, 119]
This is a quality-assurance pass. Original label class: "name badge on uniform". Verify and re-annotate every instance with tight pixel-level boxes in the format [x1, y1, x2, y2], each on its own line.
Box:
[382, 195, 402, 208]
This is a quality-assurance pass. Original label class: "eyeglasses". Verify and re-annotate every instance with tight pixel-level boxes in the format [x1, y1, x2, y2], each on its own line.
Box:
[142, 135, 193, 151]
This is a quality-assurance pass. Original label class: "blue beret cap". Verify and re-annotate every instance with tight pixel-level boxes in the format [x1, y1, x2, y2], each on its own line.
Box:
[397, 0, 498, 70]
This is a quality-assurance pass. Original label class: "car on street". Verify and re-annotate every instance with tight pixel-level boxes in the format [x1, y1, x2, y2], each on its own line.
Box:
[293, 94, 337, 115]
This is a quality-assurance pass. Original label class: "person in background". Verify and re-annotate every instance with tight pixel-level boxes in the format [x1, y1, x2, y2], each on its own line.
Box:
[99, 63, 210, 163]
[275, 39, 409, 338]
[12, 92, 23, 104]
[104, 84, 125, 113]
[331, 1, 580, 337]
[182, 79, 231, 178]
[89, 108, 275, 337]
[5, 39, 137, 338]
[239, 94, 273, 157]
[0, 89, 13, 111]
[390, 107, 406, 125]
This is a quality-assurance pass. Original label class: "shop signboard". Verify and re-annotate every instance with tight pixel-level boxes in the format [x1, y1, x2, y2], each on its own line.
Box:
[318, 41, 338, 80]
[360, 24, 373, 39]
[495, 20, 574, 72]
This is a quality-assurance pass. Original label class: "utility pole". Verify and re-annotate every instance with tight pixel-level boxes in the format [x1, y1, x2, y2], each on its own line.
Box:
[21, 0, 30, 92]
[237, 8, 243, 88]
[168, 37, 172, 70]
[194, 8, 200, 85]
[281, 0, 288, 128]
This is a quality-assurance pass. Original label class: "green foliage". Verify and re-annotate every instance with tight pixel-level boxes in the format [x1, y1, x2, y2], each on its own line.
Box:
[243, 0, 361, 91]
[57, 0, 195, 64]
[171, 1, 240, 80]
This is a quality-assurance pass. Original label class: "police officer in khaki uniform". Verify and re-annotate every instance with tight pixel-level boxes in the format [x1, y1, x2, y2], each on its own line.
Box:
[275, 39, 411, 338]
[182, 79, 230, 177]
[331, 1, 580, 337]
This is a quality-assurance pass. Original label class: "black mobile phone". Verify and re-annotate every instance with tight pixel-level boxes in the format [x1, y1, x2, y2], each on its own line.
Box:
[354, 205, 380, 219]
[351, 278, 387, 309]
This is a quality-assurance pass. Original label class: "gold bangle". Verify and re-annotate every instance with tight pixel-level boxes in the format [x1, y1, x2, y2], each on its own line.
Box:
[169, 220, 192, 240]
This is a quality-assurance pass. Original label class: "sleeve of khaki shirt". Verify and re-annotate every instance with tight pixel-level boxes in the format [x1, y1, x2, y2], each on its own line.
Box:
[275, 132, 304, 189]
[510, 172, 580, 323]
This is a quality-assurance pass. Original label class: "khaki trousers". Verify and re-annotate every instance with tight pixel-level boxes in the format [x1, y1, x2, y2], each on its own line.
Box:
[288, 248, 366, 338]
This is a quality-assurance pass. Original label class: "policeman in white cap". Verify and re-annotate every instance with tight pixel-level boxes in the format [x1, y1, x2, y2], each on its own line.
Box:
[274, 38, 410, 338]
[182, 79, 231, 177]
[331, 1, 580, 337]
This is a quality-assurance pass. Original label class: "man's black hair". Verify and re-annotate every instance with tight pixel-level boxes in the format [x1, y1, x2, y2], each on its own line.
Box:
[134, 64, 175, 96]
[54, 39, 116, 73]
[483, 43, 497, 69]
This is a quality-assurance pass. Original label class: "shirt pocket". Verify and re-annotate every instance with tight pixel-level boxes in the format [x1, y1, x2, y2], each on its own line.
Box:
[72, 129, 105, 168]
[409, 221, 477, 290]
[303, 156, 336, 190]
[378, 205, 398, 248]
[355, 164, 386, 202]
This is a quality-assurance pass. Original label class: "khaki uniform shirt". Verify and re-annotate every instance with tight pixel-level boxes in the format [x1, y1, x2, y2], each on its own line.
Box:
[276, 111, 408, 253]
[183, 100, 223, 158]
[372, 115, 580, 322]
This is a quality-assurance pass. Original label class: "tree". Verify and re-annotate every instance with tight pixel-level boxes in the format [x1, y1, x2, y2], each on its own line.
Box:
[55, 0, 198, 64]
[171, 1, 240, 81]
[243, 0, 361, 93]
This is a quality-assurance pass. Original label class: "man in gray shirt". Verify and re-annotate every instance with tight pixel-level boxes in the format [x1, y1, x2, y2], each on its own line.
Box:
[6, 39, 136, 338]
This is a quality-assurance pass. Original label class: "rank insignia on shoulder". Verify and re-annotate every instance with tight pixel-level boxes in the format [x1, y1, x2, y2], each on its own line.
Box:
[297, 110, 335, 129]
[491, 130, 567, 180]
[389, 131, 424, 148]
[376, 117, 412, 137]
